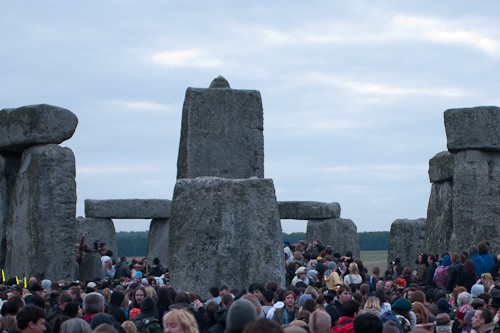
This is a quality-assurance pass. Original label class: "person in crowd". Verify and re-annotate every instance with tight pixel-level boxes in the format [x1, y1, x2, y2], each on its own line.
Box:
[434, 255, 451, 289]
[353, 313, 383, 333]
[331, 299, 360, 333]
[17, 305, 47, 333]
[129, 287, 146, 311]
[462, 259, 478, 292]
[424, 255, 438, 288]
[326, 285, 352, 327]
[108, 290, 126, 324]
[478, 241, 495, 274]
[225, 299, 257, 333]
[343, 263, 363, 288]
[469, 245, 488, 277]
[272, 290, 299, 325]
[446, 252, 463, 293]
[324, 262, 342, 292]
[308, 310, 331, 333]
[60, 318, 91, 333]
[415, 253, 428, 287]
[132, 297, 162, 333]
[471, 308, 495, 333]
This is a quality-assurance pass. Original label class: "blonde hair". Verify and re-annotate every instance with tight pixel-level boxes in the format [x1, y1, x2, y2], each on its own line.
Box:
[348, 262, 359, 275]
[0, 315, 18, 331]
[121, 321, 137, 333]
[241, 294, 262, 317]
[364, 296, 381, 311]
[163, 309, 199, 333]
[144, 286, 157, 299]
[101, 288, 112, 303]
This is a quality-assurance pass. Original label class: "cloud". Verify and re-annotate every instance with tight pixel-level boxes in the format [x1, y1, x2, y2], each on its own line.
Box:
[105, 100, 173, 113]
[306, 72, 470, 98]
[150, 49, 222, 67]
[393, 14, 499, 56]
[78, 164, 167, 175]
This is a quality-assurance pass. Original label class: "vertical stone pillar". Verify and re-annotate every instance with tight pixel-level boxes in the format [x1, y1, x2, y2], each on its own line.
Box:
[147, 218, 169, 267]
[388, 218, 425, 269]
[306, 218, 359, 259]
[0, 154, 20, 269]
[425, 151, 454, 255]
[4, 144, 78, 280]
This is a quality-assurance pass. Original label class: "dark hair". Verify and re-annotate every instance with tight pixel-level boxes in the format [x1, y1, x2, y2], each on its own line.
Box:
[1, 296, 24, 316]
[479, 308, 494, 324]
[354, 313, 383, 333]
[263, 290, 275, 303]
[209, 286, 219, 298]
[64, 301, 81, 318]
[342, 299, 360, 317]
[337, 285, 352, 296]
[248, 283, 265, 294]
[241, 318, 282, 333]
[16, 305, 46, 330]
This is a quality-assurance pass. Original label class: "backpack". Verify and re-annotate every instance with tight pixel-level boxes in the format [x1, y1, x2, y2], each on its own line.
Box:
[134, 317, 163, 333]
[433, 266, 449, 288]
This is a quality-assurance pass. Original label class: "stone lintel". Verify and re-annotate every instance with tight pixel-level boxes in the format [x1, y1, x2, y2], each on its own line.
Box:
[84, 199, 171, 219]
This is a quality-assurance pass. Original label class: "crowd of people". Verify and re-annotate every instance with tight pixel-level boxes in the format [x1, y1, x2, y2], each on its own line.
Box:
[1, 239, 500, 333]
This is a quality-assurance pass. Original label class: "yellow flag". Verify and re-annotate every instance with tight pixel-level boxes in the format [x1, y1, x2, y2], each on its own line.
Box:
[16, 276, 19, 285]
[24, 277, 27, 288]
[1, 269, 5, 282]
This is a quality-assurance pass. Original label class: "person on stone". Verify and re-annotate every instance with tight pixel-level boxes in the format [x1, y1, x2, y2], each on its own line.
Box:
[326, 285, 352, 327]
[469, 245, 488, 278]
[16, 305, 47, 333]
[424, 255, 438, 288]
[446, 252, 464, 293]
[331, 299, 360, 333]
[272, 290, 299, 325]
[114, 257, 132, 279]
[415, 253, 428, 287]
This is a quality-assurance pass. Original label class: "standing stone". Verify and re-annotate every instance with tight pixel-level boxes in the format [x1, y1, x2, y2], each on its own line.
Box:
[176, 76, 264, 179]
[0, 154, 21, 268]
[388, 218, 425, 269]
[147, 219, 169, 267]
[0, 104, 78, 153]
[428, 151, 454, 183]
[449, 150, 500, 252]
[445, 106, 500, 153]
[75, 217, 117, 261]
[306, 218, 359, 259]
[425, 182, 453, 255]
[4, 144, 78, 280]
[169, 177, 284, 295]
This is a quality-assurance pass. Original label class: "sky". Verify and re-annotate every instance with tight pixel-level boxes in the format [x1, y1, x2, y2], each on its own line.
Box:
[2, 1, 500, 233]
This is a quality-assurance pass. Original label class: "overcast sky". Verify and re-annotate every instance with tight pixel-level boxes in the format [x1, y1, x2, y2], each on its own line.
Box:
[2, 1, 499, 233]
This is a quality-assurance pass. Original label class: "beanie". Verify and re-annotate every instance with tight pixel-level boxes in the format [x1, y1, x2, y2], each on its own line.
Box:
[225, 299, 257, 332]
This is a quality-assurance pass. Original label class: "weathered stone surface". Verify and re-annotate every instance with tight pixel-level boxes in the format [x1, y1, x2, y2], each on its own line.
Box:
[75, 217, 117, 261]
[388, 218, 425, 269]
[0, 104, 78, 153]
[4, 144, 78, 280]
[0, 154, 20, 268]
[176, 77, 264, 179]
[306, 218, 359, 259]
[85, 199, 171, 219]
[425, 182, 453, 255]
[79, 252, 102, 283]
[169, 177, 284, 294]
[429, 151, 454, 183]
[278, 201, 341, 220]
[449, 150, 500, 252]
[147, 218, 169, 267]
[445, 106, 500, 153]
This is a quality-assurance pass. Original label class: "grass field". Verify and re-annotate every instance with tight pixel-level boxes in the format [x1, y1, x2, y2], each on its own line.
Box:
[360, 250, 388, 272]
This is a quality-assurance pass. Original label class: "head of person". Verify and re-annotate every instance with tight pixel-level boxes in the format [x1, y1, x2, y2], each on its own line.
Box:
[242, 319, 283, 333]
[283, 290, 296, 309]
[60, 318, 91, 333]
[337, 285, 352, 304]
[383, 280, 395, 293]
[225, 299, 257, 333]
[248, 283, 265, 299]
[308, 310, 330, 333]
[163, 309, 198, 333]
[133, 286, 146, 305]
[353, 313, 382, 333]
[16, 305, 46, 333]
[471, 308, 494, 330]
[83, 292, 105, 315]
[342, 299, 360, 318]
[348, 262, 359, 275]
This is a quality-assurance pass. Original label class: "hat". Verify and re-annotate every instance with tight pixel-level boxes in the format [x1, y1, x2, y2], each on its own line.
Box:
[87, 282, 97, 289]
[463, 310, 475, 326]
[41, 279, 52, 290]
[129, 308, 141, 319]
[392, 298, 412, 311]
[435, 313, 452, 326]
[141, 278, 148, 285]
[298, 294, 313, 307]
[10, 285, 22, 292]
[295, 266, 307, 275]
[284, 240, 291, 246]
[396, 278, 407, 288]
[491, 296, 500, 308]
[471, 284, 484, 298]
[133, 271, 143, 279]
[90, 313, 114, 330]
[225, 299, 257, 332]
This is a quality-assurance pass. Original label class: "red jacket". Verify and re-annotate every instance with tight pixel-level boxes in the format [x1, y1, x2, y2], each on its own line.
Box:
[331, 316, 354, 333]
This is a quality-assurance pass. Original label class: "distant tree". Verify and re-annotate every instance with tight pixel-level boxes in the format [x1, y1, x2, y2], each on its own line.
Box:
[116, 231, 148, 257]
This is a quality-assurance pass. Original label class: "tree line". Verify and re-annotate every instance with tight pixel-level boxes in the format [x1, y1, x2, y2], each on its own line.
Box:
[116, 230, 389, 257]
